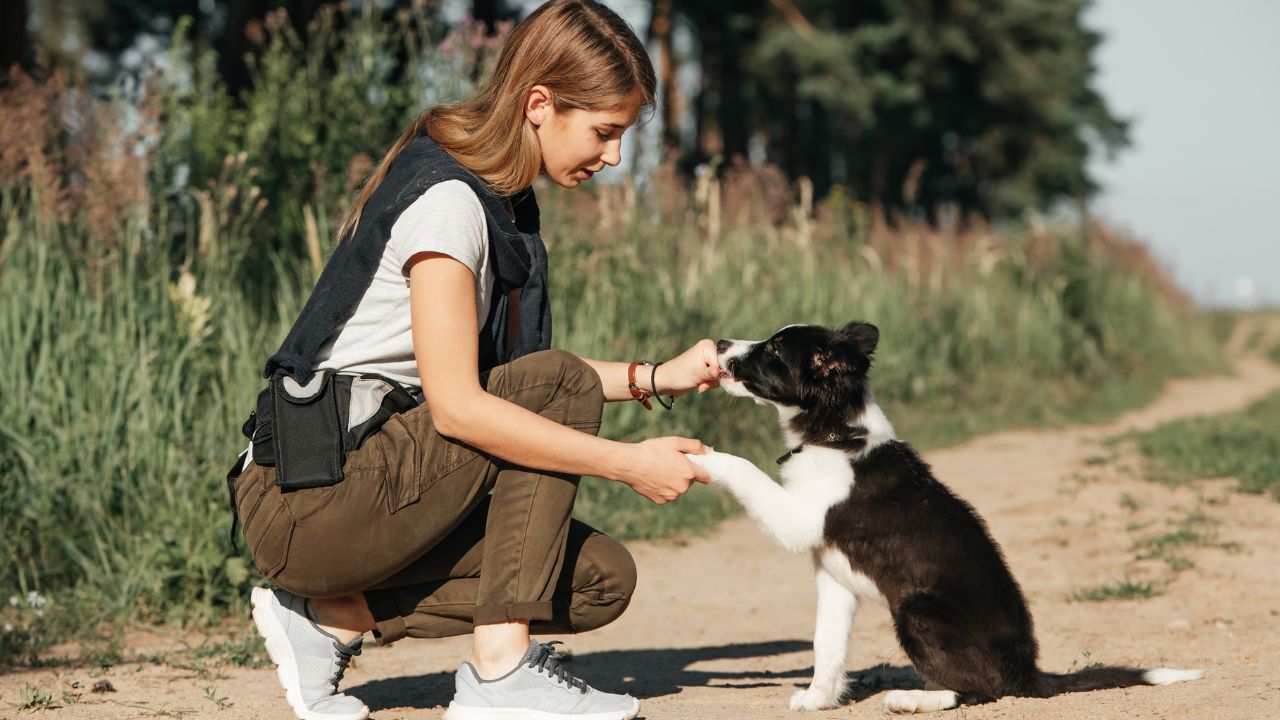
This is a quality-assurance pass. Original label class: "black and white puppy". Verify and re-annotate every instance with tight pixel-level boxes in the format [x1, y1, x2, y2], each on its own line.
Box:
[686, 322, 1204, 714]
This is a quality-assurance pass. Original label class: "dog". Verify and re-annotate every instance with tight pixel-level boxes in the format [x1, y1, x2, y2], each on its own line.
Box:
[686, 322, 1204, 713]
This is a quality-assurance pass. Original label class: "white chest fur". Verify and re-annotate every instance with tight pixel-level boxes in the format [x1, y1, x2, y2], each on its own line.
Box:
[817, 546, 886, 605]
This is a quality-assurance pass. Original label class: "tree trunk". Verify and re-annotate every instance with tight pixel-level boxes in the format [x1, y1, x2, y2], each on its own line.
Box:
[1, 0, 28, 75]
[649, 0, 680, 154]
[472, 0, 512, 29]
[716, 12, 747, 162]
[218, 0, 266, 99]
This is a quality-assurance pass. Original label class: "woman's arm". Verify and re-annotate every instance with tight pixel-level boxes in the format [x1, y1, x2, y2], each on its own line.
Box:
[408, 252, 708, 502]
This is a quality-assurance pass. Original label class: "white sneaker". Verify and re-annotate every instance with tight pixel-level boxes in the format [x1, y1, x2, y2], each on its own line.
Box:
[445, 639, 639, 720]
[251, 586, 370, 720]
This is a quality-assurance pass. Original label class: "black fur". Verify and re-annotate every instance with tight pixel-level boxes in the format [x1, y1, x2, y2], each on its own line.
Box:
[724, 322, 1162, 706]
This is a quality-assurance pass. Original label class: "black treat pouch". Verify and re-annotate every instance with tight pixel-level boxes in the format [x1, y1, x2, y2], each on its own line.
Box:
[255, 372, 346, 489]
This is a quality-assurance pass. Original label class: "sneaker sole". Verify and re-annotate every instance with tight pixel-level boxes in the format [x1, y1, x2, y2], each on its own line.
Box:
[443, 698, 640, 720]
[251, 586, 370, 720]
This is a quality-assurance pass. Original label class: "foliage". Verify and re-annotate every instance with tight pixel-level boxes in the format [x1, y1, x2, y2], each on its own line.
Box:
[675, 0, 1126, 217]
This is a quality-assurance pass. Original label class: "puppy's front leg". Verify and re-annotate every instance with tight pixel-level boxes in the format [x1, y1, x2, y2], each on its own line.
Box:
[686, 450, 824, 553]
[790, 566, 856, 711]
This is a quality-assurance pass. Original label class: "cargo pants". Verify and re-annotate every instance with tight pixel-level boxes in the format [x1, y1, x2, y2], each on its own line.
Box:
[232, 349, 636, 644]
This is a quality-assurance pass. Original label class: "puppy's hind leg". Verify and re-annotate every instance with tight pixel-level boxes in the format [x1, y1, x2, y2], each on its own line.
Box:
[789, 567, 857, 711]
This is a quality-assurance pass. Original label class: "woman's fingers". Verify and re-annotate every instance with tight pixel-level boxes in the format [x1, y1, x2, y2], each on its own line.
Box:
[673, 436, 706, 455]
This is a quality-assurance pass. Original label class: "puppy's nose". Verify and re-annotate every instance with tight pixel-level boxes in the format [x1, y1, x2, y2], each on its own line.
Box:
[715, 339, 733, 354]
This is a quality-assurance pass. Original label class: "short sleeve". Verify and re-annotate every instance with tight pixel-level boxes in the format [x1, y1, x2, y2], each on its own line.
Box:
[389, 179, 487, 277]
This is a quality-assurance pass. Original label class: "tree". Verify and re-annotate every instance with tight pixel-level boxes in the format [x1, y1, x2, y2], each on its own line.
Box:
[676, 0, 1128, 220]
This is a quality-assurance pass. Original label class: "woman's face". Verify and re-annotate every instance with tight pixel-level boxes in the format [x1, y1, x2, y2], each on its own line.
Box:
[526, 86, 641, 189]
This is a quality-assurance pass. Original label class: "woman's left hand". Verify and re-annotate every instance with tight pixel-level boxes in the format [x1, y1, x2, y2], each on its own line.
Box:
[657, 339, 721, 398]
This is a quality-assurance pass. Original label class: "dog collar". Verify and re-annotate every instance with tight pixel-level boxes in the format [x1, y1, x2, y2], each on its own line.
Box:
[776, 444, 804, 465]
[777, 430, 859, 464]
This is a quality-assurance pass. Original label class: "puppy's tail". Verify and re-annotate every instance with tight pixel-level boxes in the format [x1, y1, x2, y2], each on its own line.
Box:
[1034, 666, 1205, 696]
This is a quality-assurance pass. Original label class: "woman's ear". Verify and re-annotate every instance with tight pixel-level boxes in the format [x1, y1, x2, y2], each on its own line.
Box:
[525, 85, 554, 128]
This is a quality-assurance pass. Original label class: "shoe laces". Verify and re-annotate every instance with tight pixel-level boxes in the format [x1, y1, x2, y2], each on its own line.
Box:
[330, 640, 362, 690]
[527, 641, 587, 692]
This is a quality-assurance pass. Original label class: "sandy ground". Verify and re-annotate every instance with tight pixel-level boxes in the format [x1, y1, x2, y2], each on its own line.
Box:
[5, 328, 1280, 719]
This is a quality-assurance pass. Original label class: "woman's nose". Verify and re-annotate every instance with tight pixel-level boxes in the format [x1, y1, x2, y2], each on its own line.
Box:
[602, 139, 622, 167]
[716, 339, 733, 354]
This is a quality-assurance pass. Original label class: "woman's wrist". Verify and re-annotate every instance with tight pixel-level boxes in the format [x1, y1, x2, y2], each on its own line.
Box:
[599, 439, 639, 484]
[651, 361, 669, 395]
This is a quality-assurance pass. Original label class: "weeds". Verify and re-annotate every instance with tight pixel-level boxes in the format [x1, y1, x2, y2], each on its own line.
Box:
[1070, 577, 1163, 602]
[199, 685, 233, 710]
[1066, 649, 1104, 673]
[1133, 511, 1219, 568]
[15, 683, 60, 711]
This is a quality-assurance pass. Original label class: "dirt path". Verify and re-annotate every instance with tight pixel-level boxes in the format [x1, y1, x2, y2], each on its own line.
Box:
[6, 324, 1280, 719]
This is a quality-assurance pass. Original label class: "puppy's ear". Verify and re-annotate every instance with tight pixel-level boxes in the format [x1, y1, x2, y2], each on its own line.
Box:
[839, 322, 879, 356]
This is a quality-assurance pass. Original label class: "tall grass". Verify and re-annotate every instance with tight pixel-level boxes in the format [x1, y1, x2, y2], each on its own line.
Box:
[0, 9, 1223, 664]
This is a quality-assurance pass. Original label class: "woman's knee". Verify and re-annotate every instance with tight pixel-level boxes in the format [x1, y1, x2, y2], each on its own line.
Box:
[571, 531, 637, 632]
[508, 349, 604, 429]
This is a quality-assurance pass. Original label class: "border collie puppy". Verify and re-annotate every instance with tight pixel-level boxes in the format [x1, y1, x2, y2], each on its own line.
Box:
[686, 322, 1204, 714]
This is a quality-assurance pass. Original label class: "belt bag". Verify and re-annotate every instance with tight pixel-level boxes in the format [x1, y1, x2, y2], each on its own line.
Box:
[247, 371, 419, 490]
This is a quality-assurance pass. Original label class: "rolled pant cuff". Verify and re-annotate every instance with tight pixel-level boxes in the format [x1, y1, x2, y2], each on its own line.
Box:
[364, 590, 408, 646]
[473, 601, 554, 627]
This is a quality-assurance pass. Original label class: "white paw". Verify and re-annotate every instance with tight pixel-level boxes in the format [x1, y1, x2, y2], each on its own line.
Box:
[685, 449, 755, 485]
[789, 687, 839, 712]
[882, 689, 957, 714]
[883, 690, 919, 714]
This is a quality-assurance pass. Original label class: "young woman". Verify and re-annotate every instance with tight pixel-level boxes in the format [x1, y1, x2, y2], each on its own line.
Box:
[229, 2, 720, 719]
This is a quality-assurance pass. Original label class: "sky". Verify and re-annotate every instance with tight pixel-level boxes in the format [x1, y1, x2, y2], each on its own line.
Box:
[1084, 0, 1280, 308]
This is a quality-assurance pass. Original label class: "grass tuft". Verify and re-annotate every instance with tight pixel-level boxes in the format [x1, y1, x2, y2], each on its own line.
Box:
[1069, 577, 1163, 603]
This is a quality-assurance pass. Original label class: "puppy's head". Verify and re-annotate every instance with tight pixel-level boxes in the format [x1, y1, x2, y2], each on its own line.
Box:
[715, 322, 879, 409]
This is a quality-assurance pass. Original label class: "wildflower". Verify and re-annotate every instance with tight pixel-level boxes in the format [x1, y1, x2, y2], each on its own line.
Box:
[26, 591, 46, 610]
[2, 623, 12, 633]
[7, 596, 17, 607]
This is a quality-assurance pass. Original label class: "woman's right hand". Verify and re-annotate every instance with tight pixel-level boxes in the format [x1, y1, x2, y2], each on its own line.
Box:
[617, 437, 711, 504]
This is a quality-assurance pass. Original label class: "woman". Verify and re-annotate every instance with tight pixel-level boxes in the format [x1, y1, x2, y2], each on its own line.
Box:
[229, 2, 719, 719]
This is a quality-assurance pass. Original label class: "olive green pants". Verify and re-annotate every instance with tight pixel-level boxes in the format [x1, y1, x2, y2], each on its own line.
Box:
[234, 349, 636, 645]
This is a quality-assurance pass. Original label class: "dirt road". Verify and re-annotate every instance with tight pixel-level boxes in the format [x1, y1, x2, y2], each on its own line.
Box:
[5, 335, 1280, 719]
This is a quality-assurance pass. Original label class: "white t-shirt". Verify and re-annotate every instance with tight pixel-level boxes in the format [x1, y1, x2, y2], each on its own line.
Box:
[314, 179, 495, 388]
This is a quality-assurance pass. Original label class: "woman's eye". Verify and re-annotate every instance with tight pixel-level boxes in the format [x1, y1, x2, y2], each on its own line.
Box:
[595, 130, 608, 141]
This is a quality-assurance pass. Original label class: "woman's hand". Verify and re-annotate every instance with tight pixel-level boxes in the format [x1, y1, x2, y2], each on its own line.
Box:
[655, 339, 721, 398]
[616, 437, 710, 504]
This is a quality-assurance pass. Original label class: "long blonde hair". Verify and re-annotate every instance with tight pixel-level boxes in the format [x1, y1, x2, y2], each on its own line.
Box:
[336, 0, 657, 242]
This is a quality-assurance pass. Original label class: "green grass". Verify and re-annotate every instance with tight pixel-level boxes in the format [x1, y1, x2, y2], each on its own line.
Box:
[1130, 509, 1240, 573]
[1133, 390, 1280, 500]
[1069, 577, 1163, 602]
